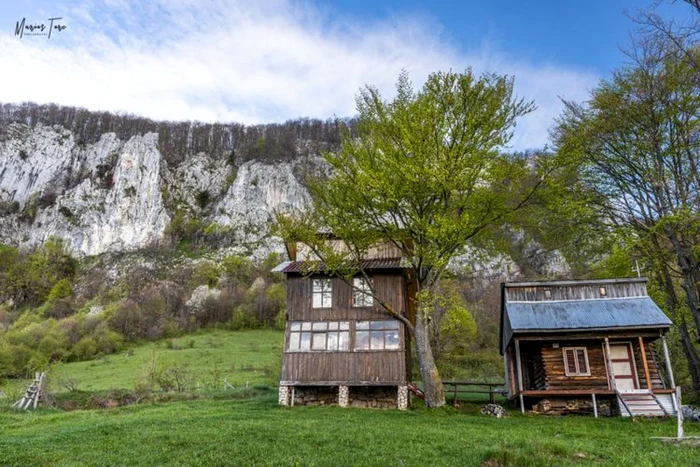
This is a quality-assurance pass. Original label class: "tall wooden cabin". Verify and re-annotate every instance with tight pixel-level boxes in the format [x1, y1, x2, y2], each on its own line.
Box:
[501, 278, 678, 417]
[273, 239, 414, 409]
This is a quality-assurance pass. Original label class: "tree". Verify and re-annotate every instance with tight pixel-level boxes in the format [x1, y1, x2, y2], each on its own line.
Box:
[278, 69, 544, 407]
[553, 39, 700, 393]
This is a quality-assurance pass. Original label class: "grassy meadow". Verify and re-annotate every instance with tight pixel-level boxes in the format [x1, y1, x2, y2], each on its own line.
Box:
[1, 329, 699, 466]
[1, 396, 699, 466]
[49, 329, 284, 392]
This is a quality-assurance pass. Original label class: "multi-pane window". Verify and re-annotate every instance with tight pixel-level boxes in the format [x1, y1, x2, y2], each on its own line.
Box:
[288, 322, 350, 351]
[355, 320, 401, 350]
[563, 347, 590, 376]
[352, 277, 374, 307]
[312, 278, 332, 308]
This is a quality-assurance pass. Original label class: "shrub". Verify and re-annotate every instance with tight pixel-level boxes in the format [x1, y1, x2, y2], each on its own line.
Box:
[72, 336, 98, 360]
[47, 278, 73, 302]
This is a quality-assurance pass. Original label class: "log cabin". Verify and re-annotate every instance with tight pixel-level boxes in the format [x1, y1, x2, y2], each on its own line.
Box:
[272, 239, 414, 409]
[500, 278, 678, 417]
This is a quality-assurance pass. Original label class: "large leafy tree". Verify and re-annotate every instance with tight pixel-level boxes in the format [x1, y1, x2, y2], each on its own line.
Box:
[553, 38, 700, 393]
[278, 69, 546, 407]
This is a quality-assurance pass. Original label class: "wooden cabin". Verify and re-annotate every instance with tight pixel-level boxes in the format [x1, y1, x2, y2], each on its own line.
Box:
[273, 240, 414, 409]
[500, 278, 677, 417]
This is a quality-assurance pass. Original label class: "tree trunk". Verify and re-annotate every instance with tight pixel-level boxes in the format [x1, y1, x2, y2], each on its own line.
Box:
[678, 321, 700, 395]
[414, 314, 445, 407]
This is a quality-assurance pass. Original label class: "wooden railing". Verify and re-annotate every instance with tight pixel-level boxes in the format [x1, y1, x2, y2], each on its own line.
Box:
[443, 380, 508, 404]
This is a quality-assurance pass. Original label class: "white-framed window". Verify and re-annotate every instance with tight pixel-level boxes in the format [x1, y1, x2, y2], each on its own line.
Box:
[563, 347, 590, 376]
[288, 321, 350, 351]
[312, 278, 332, 308]
[352, 277, 374, 307]
[354, 320, 401, 350]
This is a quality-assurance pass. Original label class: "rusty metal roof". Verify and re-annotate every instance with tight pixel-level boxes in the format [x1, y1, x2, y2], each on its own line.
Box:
[272, 258, 408, 274]
[501, 296, 671, 353]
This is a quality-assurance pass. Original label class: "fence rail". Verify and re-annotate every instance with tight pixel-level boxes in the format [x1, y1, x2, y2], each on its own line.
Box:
[442, 380, 507, 404]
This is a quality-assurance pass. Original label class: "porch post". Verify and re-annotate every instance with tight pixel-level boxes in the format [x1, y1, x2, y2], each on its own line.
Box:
[515, 338, 525, 413]
[661, 334, 678, 413]
[604, 338, 616, 391]
[661, 335, 676, 388]
[638, 337, 652, 390]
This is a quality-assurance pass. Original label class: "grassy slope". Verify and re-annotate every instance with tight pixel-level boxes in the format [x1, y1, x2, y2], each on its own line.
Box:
[1, 397, 698, 466]
[50, 329, 284, 391]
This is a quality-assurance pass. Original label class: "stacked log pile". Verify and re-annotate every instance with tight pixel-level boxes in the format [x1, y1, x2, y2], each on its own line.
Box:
[532, 397, 613, 416]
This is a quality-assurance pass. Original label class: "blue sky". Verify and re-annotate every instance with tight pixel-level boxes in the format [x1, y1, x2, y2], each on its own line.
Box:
[0, 0, 693, 150]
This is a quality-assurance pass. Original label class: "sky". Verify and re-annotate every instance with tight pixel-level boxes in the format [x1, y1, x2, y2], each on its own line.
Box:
[0, 0, 694, 150]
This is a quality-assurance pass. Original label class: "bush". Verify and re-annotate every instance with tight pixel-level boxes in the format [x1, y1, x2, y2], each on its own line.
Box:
[72, 336, 98, 360]
[47, 278, 73, 302]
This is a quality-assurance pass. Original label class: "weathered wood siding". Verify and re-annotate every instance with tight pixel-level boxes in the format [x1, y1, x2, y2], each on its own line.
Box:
[282, 270, 408, 385]
[296, 241, 403, 261]
[286, 272, 405, 321]
[282, 352, 406, 385]
[506, 281, 647, 302]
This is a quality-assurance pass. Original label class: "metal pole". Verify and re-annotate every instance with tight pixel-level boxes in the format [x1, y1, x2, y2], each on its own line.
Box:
[592, 393, 598, 418]
[515, 338, 525, 413]
[677, 386, 684, 440]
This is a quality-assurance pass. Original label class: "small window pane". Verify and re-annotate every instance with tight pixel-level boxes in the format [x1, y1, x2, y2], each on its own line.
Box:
[328, 322, 339, 331]
[321, 292, 332, 308]
[300, 332, 311, 350]
[355, 331, 370, 350]
[301, 322, 312, 331]
[370, 321, 384, 330]
[312, 333, 327, 350]
[370, 331, 384, 349]
[385, 330, 400, 349]
[312, 322, 327, 331]
[338, 331, 350, 350]
[385, 320, 400, 330]
[356, 321, 369, 330]
[327, 332, 339, 350]
[289, 333, 300, 350]
[339, 322, 350, 330]
[290, 323, 301, 331]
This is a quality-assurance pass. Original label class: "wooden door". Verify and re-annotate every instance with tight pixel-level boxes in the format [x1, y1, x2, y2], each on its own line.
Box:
[609, 343, 638, 391]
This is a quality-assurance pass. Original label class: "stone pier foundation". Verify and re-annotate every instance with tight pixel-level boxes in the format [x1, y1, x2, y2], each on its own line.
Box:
[338, 386, 349, 407]
[278, 385, 291, 406]
[398, 386, 408, 410]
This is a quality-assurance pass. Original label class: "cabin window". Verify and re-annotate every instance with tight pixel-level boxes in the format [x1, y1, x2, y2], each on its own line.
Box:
[288, 321, 349, 351]
[563, 347, 590, 376]
[355, 320, 401, 350]
[352, 277, 374, 307]
[312, 278, 332, 308]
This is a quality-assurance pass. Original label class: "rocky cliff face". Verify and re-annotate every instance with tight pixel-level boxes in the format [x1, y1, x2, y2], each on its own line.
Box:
[0, 123, 316, 257]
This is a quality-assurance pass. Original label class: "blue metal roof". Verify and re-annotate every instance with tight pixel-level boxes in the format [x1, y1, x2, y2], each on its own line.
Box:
[502, 297, 671, 353]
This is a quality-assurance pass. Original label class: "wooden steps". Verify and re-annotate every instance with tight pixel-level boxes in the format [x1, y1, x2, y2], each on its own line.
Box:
[618, 391, 668, 417]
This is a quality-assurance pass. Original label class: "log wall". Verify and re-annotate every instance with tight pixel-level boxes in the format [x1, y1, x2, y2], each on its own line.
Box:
[516, 337, 667, 392]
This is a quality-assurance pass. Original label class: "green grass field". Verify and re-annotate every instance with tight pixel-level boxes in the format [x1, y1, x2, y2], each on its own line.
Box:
[49, 329, 284, 392]
[1, 329, 699, 465]
[1, 396, 698, 466]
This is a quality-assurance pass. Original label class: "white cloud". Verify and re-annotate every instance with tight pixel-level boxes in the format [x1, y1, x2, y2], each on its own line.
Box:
[0, 0, 598, 150]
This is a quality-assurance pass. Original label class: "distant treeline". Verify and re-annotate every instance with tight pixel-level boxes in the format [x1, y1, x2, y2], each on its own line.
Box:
[0, 102, 355, 165]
